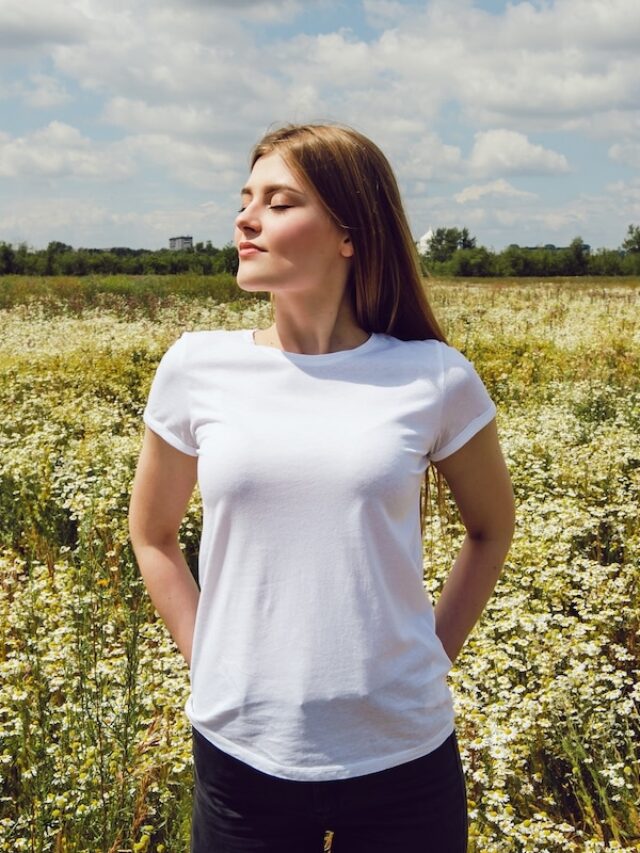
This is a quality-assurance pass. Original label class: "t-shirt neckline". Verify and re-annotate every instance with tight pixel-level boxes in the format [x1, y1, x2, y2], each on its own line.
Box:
[244, 329, 380, 364]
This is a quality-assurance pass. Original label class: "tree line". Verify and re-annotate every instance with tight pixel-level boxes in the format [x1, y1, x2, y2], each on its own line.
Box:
[1, 225, 639, 278]
[419, 224, 640, 277]
[0, 241, 239, 277]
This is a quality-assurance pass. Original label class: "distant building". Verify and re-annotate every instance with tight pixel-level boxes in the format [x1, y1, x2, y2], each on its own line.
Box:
[416, 228, 434, 255]
[169, 235, 193, 250]
[519, 242, 591, 253]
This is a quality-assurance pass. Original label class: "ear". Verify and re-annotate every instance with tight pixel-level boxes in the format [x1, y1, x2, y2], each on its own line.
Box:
[340, 233, 354, 259]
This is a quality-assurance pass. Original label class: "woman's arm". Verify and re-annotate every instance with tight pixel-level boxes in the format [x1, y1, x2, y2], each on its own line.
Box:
[128, 427, 200, 667]
[432, 419, 515, 664]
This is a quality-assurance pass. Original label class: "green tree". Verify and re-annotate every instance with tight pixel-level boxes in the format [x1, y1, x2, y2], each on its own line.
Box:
[497, 245, 532, 277]
[621, 224, 640, 253]
[459, 228, 476, 250]
[44, 241, 74, 275]
[72, 250, 90, 276]
[212, 243, 239, 275]
[13, 243, 30, 274]
[0, 242, 16, 274]
[450, 247, 495, 277]
[427, 228, 463, 263]
[564, 237, 590, 275]
[587, 249, 624, 276]
[621, 251, 640, 275]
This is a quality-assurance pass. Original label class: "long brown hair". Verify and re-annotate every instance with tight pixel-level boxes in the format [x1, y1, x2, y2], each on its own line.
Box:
[250, 123, 448, 528]
[251, 123, 447, 343]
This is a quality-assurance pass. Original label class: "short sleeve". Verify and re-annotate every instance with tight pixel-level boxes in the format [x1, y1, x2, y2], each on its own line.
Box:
[143, 334, 198, 456]
[429, 344, 496, 462]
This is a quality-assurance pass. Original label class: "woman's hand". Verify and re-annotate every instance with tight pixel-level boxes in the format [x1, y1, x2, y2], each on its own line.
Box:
[128, 427, 200, 667]
[432, 419, 516, 664]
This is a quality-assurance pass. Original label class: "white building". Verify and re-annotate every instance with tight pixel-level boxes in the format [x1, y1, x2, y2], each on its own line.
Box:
[169, 235, 193, 250]
[416, 228, 434, 255]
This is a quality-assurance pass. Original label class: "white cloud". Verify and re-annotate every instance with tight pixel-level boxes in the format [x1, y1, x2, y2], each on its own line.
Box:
[0, 122, 135, 180]
[606, 178, 640, 214]
[469, 130, 570, 178]
[0, 194, 234, 250]
[399, 136, 464, 185]
[543, 0, 640, 53]
[358, 0, 640, 133]
[533, 207, 589, 234]
[23, 74, 72, 108]
[161, 0, 303, 21]
[0, 120, 243, 196]
[9, 0, 640, 144]
[0, 197, 113, 246]
[52, 4, 247, 100]
[409, 181, 631, 251]
[35, 0, 635, 172]
[277, 32, 375, 90]
[0, 0, 89, 53]
[483, 190, 625, 245]
[103, 98, 218, 137]
[0, 74, 71, 107]
[112, 203, 232, 247]
[51, 3, 284, 145]
[362, 0, 414, 28]
[565, 110, 640, 141]
[455, 179, 537, 204]
[123, 134, 241, 191]
[609, 141, 640, 169]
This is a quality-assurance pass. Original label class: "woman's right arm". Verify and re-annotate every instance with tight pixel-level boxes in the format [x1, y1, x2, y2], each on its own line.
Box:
[128, 426, 200, 667]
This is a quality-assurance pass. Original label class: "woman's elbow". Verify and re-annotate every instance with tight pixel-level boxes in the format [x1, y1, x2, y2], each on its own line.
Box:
[467, 501, 516, 564]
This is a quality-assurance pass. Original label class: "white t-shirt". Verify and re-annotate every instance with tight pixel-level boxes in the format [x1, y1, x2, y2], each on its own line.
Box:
[143, 329, 496, 781]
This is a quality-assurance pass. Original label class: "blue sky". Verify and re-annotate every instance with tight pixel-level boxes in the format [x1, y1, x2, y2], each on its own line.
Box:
[1, 0, 639, 251]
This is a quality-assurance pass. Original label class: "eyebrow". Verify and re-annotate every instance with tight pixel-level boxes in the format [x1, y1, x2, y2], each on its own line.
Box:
[240, 183, 305, 198]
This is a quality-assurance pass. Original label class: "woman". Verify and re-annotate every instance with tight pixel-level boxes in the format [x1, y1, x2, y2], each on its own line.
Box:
[128, 123, 515, 852]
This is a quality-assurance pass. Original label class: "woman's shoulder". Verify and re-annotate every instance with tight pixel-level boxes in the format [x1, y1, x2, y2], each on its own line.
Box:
[379, 335, 462, 369]
[168, 328, 251, 356]
[180, 328, 249, 346]
[380, 334, 449, 351]
[155, 329, 251, 377]
[398, 337, 478, 366]
[378, 337, 490, 398]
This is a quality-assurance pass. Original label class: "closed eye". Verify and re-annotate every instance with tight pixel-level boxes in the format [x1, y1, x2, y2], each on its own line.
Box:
[268, 204, 292, 211]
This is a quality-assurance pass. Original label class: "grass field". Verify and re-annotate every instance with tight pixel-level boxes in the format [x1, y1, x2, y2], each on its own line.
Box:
[0, 275, 638, 851]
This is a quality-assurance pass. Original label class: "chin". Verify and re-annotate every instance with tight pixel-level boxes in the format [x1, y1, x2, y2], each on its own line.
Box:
[236, 276, 274, 293]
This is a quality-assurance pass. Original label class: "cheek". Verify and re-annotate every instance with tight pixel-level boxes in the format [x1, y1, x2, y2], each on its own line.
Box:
[274, 218, 335, 258]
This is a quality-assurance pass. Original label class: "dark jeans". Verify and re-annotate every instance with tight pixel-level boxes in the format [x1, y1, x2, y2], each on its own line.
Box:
[191, 727, 468, 852]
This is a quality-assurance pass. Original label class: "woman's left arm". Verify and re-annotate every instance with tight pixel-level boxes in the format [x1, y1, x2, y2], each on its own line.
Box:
[432, 418, 516, 664]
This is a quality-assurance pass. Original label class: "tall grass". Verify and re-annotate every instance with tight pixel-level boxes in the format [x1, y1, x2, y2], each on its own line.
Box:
[0, 273, 266, 315]
[0, 278, 638, 851]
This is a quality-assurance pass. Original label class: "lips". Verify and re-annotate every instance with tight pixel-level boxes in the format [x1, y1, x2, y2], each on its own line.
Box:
[238, 241, 266, 256]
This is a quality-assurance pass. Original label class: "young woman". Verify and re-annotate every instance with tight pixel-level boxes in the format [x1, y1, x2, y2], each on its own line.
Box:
[128, 123, 515, 853]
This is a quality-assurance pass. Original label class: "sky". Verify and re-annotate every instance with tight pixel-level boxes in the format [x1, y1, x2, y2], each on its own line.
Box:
[1, 0, 640, 252]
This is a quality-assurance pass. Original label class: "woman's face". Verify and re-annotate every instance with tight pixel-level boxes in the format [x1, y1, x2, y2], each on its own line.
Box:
[234, 152, 353, 296]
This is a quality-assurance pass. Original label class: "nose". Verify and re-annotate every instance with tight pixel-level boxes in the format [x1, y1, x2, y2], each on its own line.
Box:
[235, 202, 261, 236]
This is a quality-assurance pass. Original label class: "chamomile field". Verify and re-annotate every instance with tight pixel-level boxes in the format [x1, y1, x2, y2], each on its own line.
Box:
[0, 276, 638, 852]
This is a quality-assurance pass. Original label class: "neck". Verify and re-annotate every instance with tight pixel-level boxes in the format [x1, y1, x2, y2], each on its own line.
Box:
[256, 291, 368, 355]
